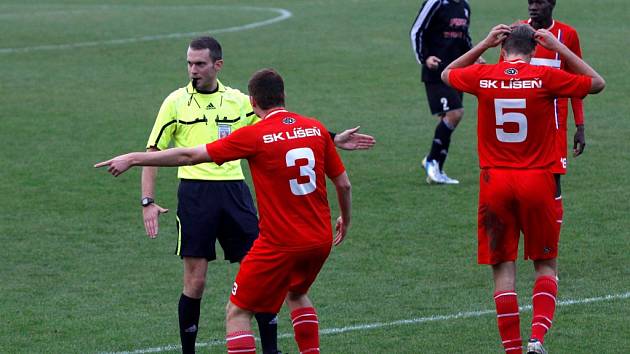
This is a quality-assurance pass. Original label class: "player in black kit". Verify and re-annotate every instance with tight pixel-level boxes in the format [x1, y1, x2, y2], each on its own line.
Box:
[410, 0, 482, 184]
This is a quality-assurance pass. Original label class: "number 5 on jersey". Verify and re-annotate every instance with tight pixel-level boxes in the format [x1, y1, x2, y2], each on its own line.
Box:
[495, 98, 527, 143]
[286, 147, 316, 196]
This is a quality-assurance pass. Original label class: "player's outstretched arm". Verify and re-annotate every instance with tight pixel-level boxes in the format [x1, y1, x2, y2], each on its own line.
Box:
[331, 172, 352, 246]
[441, 24, 511, 86]
[333, 126, 376, 151]
[95, 145, 211, 177]
[535, 29, 605, 93]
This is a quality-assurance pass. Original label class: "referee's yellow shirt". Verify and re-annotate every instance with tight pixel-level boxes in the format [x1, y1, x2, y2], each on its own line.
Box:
[146, 80, 260, 180]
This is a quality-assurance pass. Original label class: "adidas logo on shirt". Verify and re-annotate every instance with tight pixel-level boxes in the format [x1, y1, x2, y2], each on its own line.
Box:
[206, 103, 216, 110]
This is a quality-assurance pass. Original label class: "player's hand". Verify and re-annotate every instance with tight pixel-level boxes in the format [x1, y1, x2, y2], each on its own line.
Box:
[94, 154, 133, 177]
[482, 24, 511, 48]
[573, 124, 586, 157]
[143, 203, 168, 238]
[425, 56, 442, 70]
[333, 216, 349, 246]
[534, 29, 562, 52]
[334, 126, 376, 151]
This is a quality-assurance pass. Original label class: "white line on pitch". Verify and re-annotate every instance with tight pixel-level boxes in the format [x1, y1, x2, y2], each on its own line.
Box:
[100, 291, 630, 354]
[0, 6, 292, 54]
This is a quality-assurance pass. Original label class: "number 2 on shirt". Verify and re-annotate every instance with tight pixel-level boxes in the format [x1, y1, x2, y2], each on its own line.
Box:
[285, 147, 316, 196]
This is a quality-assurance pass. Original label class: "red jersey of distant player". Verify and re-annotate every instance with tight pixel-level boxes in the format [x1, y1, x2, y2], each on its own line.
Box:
[448, 61, 591, 264]
[501, 19, 584, 173]
[447, 60, 591, 169]
[205, 108, 346, 251]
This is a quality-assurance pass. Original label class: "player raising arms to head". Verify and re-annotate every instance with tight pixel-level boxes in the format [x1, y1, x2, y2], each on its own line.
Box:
[96, 68, 352, 354]
[442, 24, 604, 354]
[501, 0, 587, 233]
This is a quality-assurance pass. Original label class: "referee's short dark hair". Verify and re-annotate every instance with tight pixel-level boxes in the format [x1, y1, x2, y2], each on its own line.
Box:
[189, 36, 222, 62]
[502, 24, 537, 56]
[248, 69, 285, 110]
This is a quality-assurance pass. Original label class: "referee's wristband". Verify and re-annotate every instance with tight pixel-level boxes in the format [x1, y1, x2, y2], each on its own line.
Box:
[329, 131, 336, 141]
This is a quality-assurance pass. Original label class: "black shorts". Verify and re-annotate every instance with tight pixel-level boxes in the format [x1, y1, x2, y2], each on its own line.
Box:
[424, 81, 463, 116]
[175, 179, 258, 262]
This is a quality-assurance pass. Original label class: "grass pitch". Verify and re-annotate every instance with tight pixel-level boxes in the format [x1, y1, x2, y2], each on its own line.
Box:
[1, 0, 628, 353]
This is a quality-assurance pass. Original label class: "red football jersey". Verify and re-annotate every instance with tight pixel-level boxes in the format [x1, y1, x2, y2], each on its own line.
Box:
[448, 60, 591, 169]
[500, 20, 584, 125]
[205, 108, 346, 251]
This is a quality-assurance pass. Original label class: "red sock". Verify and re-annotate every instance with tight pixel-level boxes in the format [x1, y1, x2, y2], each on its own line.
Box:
[226, 330, 256, 354]
[494, 291, 522, 353]
[291, 307, 320, 354]
[531, 275, 558, 344]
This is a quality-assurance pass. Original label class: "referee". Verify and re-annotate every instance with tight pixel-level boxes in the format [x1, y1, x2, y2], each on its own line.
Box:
[142, 36, 375, 354]
[410, 0, 482, 184]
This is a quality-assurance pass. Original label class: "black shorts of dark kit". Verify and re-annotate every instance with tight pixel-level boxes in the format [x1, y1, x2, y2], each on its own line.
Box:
[175, 179, 259, 262]
[425, 81, 464, 116]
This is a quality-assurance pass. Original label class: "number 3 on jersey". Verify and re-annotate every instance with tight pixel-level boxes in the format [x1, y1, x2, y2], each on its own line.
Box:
[285, 147, 316, 196]
[494, 98, 527, 143]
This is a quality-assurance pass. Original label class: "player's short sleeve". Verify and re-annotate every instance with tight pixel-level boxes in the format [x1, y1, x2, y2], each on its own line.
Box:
[448, 65, 480, 94]
[324, 129, 346, 179]
[205, 125, 258, 165]
[544, 67, 591, 99]
[146, 93, 178, 150]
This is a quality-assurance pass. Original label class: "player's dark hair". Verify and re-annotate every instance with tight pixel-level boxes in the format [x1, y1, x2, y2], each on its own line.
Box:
[502, 24, 537, 56]
[248, 69, 285, 110]
[189, 36, 222, 62]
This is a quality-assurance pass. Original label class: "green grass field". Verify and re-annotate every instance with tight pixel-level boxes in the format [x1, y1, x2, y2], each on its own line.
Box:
[1, 0, 629, 353]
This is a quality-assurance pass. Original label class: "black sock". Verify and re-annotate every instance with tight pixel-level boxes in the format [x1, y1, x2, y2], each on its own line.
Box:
[255, 312, 279, 354]
[554, 174, 562, 198]
[178, 294, 201, 354]
[427, 119, 454, 170]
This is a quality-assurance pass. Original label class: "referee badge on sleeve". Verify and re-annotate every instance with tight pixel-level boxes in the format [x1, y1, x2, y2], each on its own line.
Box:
[218, 123, 231, 139]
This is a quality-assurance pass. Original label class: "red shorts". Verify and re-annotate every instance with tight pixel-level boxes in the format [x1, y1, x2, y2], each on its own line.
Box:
[477, 169, 562, 265]
[230, 240, 331, 314]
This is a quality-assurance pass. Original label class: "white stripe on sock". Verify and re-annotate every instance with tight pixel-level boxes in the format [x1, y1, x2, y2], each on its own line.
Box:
[533, 322, 550, 331]
[226, 334, 254, 341]
[293, 320, 319, 327]
[533, 292, 556, 302]
[292, 313, 317, 322]
[533, 315, 553, 324]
